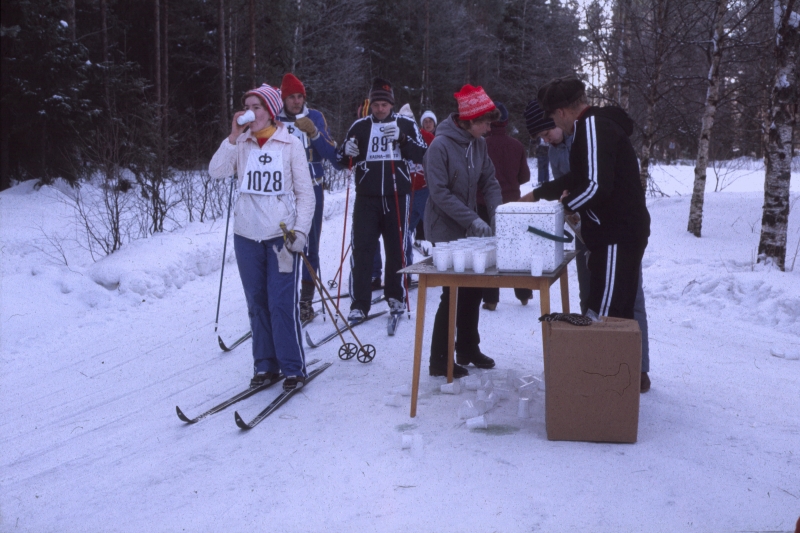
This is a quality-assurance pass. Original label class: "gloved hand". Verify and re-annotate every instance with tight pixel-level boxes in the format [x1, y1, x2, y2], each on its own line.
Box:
[344, 138, 359, 157]
[286, 231, 307, 253]
[272, 243, 294, 273]
[294, 117, 319, 139]
[381, 123, 400, 142]
[466, 218, 493, 237]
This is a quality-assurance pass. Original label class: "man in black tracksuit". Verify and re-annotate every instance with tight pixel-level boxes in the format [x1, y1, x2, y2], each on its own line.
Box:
[338, 78, 427, 322]
[527, 77, 650, 320]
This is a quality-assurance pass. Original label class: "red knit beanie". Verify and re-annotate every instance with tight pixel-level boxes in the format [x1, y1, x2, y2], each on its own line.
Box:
[453, 84, 496, 121]
[280, 73, 306, 99]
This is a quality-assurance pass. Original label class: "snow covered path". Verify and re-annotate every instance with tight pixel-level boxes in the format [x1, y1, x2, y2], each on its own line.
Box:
[1, 167, 799, 532]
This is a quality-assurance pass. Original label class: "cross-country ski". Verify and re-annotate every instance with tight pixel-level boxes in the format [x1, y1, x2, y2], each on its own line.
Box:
[175, 359, 321, 424]
[234, 363, 333, 430]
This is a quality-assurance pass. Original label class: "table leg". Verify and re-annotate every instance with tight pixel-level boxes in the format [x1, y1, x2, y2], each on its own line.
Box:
[539, 278, 551, 339]
[447, 286, 458, 384]
[410, 276, 428, 418]
[559, 268, 570, 313]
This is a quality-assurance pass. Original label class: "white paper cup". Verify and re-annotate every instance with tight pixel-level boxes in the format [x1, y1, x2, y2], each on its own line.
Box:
[384, 394, 403, 407]
[391, 384, 412, 396]
[452, 250, 466, 272]
[531, 254, 543, 276]
[440, 380, 461, 394]
[517, 398, 531, 418]
[462, 375, 481, 391]
[472, 251, 487, 273]
[466, 415, 488, 429]
[237, 109, 255, 125]
[458, 400, 481, 419]
[433, 249, 449, 271]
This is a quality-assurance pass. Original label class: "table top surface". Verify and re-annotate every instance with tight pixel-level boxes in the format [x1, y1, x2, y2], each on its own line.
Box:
[400, 250, 577, 279]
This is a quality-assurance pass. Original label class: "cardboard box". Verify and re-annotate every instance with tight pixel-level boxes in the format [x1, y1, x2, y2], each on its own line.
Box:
[543, 317, 641, 443]
[495, 201, 565, 272]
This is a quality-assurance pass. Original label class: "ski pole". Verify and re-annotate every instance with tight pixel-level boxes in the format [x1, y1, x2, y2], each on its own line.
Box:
[337, 151, 354, 309]
[214, 175, 236, 332]
[280, 222, 375, 362]
[327, 242, 352, 288]
[390, 160, 411, 316]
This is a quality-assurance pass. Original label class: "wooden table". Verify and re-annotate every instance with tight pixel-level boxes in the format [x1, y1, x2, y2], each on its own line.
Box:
[400, 251, 576, 418]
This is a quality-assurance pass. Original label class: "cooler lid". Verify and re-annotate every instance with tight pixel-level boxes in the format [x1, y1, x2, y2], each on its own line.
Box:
[496, 201, 563, 214]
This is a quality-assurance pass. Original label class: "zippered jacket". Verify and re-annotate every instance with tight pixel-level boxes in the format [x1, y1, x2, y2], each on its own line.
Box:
[423, 114, 502, 244]
[535, 106, 650, 249]
[336, 112, 427, 197]
[208, 123, 315, 242]
[278, 105, 340, 184]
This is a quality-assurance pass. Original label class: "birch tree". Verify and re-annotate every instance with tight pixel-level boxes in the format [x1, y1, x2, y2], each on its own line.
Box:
[687, 0, 727, 237]
[757, 0, 798, 269]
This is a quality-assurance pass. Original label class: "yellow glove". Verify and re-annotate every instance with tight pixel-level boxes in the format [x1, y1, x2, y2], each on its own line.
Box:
[294, 116, 319, 139]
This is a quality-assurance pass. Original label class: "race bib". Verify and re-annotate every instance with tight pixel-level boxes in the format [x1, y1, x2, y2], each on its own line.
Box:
[366, 122, 401, 162]
[241, 149, 285, 196]
[285, 122, 308, 147]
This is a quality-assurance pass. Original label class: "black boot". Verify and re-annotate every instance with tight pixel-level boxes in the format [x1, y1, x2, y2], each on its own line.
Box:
[429, 354, 469, 378]
[456, 349, 495, 369]
[300, 281, 315, 323]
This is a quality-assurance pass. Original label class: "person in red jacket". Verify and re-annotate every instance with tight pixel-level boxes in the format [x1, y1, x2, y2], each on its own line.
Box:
[477, 102, 532, 309]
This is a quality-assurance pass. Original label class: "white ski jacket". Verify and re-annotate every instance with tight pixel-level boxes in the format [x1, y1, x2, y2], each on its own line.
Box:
[209, 123, 315, 242]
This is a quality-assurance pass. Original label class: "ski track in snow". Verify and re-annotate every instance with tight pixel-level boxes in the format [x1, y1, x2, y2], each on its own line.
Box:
[1, 163, 799, 533]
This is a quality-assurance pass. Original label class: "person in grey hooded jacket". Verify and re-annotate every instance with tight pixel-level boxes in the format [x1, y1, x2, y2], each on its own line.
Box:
[423, 84, 503, 378]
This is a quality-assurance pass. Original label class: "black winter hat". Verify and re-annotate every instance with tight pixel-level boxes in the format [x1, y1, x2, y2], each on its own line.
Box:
[537, 76, 586, 115]
[492, 101, 509, 124]
[524, 99, 556, 137]
[369, 77, 395, 106]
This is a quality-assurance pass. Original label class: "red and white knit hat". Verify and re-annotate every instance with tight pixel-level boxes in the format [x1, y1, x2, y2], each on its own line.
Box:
[453, 84, 496, 121]
[242, 84, 283, 119]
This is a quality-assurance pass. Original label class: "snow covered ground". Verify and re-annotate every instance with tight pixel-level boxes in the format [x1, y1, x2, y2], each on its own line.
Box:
[1, 162, 799, 533]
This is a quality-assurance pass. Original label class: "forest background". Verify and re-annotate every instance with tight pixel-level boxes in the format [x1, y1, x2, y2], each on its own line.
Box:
[1, 0, 797, 267]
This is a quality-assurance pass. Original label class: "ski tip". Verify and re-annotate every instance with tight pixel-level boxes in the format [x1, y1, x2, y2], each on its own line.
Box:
[234, 411, 251, 430]
[176, 405, 192, 423]
[217, 336, 230, 352]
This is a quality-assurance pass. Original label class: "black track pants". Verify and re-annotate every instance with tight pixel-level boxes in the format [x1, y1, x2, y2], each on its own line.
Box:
[349, 195, 408, 313]
[586, 243, 645, 320]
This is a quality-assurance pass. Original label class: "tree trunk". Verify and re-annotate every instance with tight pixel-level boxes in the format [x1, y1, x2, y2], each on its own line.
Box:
[100, 0, 110, 110]
[639, 72, 662, 192]
[162, 0, 169, 160]
[687, 0, 727, 237]
[154, 0, 161, 113]
[638, 0, 667, 192]
[758, 0, 798, 270]
[66, 0, 76, 42]
[249, 0, 256, 87]
[615, 0, 631, 111]
[218, 0, 228, 134]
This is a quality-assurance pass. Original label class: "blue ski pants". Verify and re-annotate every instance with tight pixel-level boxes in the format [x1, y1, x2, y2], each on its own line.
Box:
[234, 234, 307, 378]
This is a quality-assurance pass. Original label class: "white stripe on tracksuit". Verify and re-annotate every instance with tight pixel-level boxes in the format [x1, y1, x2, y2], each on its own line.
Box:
[568, 115, 598, 211]
[599, 244, 617, 316]
[291, 250, 307, 376]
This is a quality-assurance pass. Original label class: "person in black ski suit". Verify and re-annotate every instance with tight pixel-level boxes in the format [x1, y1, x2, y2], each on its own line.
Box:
[523, 77, 650, 325]
[337, 78, 427, 323]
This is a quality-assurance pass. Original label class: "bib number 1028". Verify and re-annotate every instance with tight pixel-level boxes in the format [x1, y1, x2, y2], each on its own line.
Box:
[245, 169, 282, 192]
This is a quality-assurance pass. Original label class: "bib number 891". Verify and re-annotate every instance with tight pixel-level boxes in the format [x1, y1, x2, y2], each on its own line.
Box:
[246, 170, 283, 192]
[371, 137, 390, 153]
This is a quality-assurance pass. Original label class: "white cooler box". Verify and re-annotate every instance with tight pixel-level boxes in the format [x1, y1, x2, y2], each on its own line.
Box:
[495, 201, 565, 272]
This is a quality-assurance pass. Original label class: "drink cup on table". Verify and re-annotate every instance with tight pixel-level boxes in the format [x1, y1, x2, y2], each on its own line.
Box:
[531, 254, 543, 276]
[452, 250, 466, 272]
